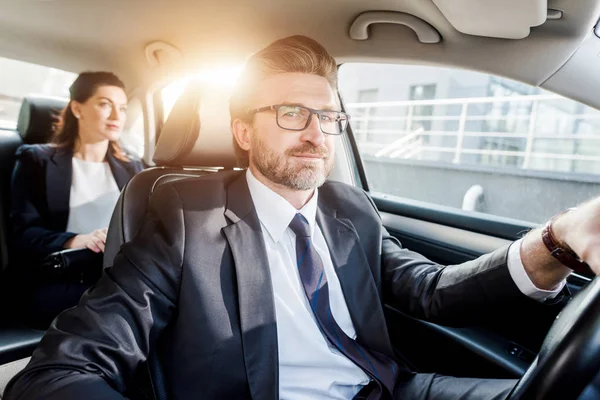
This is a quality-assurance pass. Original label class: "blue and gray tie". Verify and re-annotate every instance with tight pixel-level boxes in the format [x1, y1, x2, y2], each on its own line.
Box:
[289, 213, 398, 399]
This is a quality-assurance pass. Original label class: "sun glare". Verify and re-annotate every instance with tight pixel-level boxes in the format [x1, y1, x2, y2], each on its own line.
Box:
[161, 65, 244, 120]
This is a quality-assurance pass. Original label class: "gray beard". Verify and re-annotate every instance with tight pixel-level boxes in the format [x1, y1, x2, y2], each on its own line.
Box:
[251, 136, 332, 190]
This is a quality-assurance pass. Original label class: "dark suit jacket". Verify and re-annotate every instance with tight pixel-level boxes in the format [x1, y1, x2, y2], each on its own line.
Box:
[5, 170, 547, 400]
[9, 144, 143, 260]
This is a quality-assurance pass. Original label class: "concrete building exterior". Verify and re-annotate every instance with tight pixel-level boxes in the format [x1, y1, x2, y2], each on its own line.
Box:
[339, 63, 600, 223]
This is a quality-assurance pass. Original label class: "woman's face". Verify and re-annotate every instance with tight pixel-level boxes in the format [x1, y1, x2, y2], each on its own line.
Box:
[71, 85, 128, 143]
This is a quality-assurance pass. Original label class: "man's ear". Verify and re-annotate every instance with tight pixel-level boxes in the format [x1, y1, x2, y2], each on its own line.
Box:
[231, 118, 252, 151]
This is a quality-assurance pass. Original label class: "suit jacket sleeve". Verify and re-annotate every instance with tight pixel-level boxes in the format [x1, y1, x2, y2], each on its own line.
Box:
[4, 183, 185, 400]
[365, 192, 538, 326]
[132, 157, 145, 174]
[10, 146, 76, 258]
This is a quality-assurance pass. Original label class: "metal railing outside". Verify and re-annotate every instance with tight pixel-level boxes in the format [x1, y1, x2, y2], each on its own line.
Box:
[346, 94, 600, 171]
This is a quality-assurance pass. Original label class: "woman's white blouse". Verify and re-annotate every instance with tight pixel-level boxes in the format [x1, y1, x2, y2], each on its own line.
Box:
[65, 157, 120, 234]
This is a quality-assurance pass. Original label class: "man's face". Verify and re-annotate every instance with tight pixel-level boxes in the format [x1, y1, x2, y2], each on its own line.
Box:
[246, 73, 337, 191]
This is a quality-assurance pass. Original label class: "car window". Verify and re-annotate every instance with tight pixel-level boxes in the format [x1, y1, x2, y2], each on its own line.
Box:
[159, 65, 244, 122]
[0, 56, 76, 130]
[338, 63, 600, 224]
[121, 97, 145, 158]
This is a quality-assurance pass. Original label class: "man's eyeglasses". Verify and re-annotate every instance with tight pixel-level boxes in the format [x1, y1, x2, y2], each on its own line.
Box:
[253, 104, 350, 136]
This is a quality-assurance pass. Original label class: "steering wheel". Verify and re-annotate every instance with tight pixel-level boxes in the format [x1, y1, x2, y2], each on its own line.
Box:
[508, 277, 600, 399]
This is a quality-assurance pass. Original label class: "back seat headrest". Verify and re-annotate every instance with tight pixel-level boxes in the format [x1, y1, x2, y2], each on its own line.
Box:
[153, 81, 238, 169]
[16, 96, 68, 144]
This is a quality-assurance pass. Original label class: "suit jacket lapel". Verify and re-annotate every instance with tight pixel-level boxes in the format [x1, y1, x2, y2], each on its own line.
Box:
[222, 172, 278, 400]
[106, 151, 132, 190]
[47, 147, 72, 230]
[316, 203, 393, 356]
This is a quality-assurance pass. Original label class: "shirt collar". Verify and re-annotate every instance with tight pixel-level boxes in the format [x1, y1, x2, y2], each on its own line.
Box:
[246, 169, 319, 243]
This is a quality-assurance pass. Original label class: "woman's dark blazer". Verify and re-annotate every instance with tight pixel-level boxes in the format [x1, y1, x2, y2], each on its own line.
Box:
[10, 144, 144, 260]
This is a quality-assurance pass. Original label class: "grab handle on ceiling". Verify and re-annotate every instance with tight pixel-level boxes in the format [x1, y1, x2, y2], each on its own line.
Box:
[349, 11, 441, 43]
[145, 41, 182, 67]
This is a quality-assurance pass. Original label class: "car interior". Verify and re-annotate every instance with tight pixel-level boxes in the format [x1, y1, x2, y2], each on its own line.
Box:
[1, 0, 600, 398]
[0, 96, 68, 364]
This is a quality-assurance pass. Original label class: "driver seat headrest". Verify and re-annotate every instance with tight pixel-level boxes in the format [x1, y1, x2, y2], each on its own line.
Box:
[16, 96, 68, 144]
[152, 81, 239, 169]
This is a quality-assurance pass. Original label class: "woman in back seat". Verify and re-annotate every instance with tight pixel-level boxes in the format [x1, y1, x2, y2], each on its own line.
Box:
[9, 72, 143, 326]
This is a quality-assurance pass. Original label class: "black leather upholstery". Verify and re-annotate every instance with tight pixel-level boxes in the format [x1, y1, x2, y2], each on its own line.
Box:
[152, 83, 202, 167]
[0, 96, 68, 272]
[0, 131, 22, 272]
[0, 96, 90, 396]
[103, 168, 211, 269]
[16, 96, 67, 144]
[102, 83, 237, 399]
[152, 82, 238, 169]
[0, 329, 44, 366]
[104, 82, 236, 268]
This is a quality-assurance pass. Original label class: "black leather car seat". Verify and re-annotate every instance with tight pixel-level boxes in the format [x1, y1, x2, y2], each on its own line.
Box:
[102, 81, 239, 400]
[0, 96, 67, 273]
[103, 82, 239, 269]
[0, 96, 67, 399]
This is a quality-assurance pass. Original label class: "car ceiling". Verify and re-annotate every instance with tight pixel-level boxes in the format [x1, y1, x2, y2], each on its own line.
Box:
[1, 0, 599, 108]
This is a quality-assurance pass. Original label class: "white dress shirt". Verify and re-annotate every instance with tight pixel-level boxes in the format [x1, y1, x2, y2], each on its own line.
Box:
[66, 157, 120, 234]
[245, 169, 563, 400]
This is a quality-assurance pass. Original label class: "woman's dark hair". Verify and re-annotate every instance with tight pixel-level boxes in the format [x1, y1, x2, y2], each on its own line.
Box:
[53, 71, 130, 161]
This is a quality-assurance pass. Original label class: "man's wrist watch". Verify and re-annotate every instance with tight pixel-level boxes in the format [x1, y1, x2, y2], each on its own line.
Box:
[541, 211, 591, 274]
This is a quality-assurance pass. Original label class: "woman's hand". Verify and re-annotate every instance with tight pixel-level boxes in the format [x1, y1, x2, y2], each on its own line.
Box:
[64, 228, 108, 253]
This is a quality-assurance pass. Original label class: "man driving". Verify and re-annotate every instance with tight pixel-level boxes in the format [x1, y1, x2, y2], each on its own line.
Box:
[5, 35, 600, 400]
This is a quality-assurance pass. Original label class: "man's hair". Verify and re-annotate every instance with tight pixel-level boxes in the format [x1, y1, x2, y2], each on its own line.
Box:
[229, 35, 338, 167]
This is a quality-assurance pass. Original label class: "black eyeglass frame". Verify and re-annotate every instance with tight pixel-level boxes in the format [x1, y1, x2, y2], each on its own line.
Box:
[252, 104, 351, 136]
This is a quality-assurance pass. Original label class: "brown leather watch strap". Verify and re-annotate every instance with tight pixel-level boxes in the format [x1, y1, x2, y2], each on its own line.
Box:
[541, 216, 591, 274]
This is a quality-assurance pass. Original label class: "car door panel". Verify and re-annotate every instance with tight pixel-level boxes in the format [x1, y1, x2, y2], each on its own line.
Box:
[375, 197, 587, 379]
